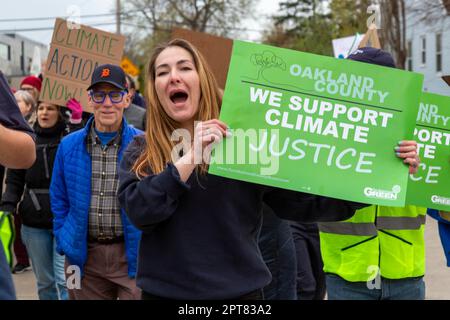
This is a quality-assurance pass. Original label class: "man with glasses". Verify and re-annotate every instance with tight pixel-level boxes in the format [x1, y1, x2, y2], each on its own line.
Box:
[50, 64, 142, 299]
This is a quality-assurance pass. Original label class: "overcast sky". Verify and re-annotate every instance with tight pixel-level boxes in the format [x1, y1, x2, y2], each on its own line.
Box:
[0, 0, 280, 47]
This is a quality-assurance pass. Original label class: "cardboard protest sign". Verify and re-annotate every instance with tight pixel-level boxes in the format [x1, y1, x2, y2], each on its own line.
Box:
[209, 40, 424, 206]
[171, 28, 233, 89]
[407, 92, 450, 211]
[40, 18, 125, 112]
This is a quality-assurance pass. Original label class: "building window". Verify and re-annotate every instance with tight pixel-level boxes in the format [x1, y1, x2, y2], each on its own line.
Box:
[27, 57, 33, 73]
[406, 40, 413, 71]
[421, 36, 426, 65]
[436, 33, 442, 73]
[0, 43, 10, 61]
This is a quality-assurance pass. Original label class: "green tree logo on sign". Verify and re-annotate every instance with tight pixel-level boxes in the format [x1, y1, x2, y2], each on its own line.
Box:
[250, 51, 286, 81]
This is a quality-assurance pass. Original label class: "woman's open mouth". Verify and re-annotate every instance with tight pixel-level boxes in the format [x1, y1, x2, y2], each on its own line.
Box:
[170, 90, 189, 105]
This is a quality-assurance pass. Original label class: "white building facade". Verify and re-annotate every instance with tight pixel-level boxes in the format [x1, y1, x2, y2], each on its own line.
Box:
[0, 33, 48, 84]
[406, 1, 450, 95]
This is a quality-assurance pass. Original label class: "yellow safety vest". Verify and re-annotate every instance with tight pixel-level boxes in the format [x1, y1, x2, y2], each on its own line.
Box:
[319, 205, 426, 282]
[0, 211, 14, 269]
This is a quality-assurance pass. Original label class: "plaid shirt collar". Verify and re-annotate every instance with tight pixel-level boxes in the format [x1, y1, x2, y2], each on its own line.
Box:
[87, 120, 123, 153]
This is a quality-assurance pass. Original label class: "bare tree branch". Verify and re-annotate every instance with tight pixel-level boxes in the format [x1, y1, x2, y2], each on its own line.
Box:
[122, 0, 256, 72]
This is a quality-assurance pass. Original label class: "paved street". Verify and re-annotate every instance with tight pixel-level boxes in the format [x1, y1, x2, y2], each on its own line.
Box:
[423, 218, 450, 299]
[12, 218, 450, 300]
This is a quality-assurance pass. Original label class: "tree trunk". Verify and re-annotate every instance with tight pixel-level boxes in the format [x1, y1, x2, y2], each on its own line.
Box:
[380, 0, 406, 69]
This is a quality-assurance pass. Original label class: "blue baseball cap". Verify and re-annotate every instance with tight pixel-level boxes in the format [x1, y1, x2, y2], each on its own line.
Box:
[87, 64, 128, 91]
[347, 47, 396, 68]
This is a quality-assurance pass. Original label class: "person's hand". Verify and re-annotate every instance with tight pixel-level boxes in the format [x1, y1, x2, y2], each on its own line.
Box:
[66, 98, 83, 124]
[191, 119, 230, 164]
[174, 119, 230, 182]
[395, 140, 420, 174]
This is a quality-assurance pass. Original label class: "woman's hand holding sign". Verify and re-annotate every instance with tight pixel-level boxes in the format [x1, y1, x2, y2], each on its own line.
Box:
[175, 119, 230, 182]
[395, 140, 420, 174]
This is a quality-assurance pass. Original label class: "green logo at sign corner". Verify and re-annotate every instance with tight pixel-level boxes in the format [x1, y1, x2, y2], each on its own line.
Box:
[431, 195, 450, 206]
[364, 185, 401, 201]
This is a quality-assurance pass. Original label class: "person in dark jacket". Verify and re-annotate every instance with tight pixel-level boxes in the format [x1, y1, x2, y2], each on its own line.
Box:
[0, 89, 36, 276]
[0, 71, 35, 300]
[125, 74, 146, 109]
[1, 101, 81, 300]
[124, 74, 146, 130]
[259, 205, 297, 300]
[117, 39, 378, 300]
[290, 221, 326, 300]
[7, 90, 37, 274]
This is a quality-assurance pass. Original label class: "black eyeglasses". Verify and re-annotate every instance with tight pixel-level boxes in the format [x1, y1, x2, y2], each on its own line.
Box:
[89, 90, 127, 104]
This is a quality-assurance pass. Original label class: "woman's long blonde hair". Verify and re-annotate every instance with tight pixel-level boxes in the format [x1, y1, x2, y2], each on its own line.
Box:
[132, 39, 222, 177]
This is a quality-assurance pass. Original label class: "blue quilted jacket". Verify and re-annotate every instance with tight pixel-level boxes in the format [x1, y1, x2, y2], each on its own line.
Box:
[50, 116, 142, 277]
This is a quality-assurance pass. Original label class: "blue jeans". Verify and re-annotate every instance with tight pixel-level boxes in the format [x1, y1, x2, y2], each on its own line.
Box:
[0, 246, 16, 300]
[259, 205, 297, 300]
[21, 225, 68, 300]
[326, 274, 425, 300]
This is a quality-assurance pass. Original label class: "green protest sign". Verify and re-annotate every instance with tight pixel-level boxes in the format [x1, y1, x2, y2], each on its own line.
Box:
[407, 92, 450, 210]
[209, 41, 424, 206]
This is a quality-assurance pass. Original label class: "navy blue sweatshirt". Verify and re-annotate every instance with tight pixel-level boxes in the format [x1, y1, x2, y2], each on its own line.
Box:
[118, 136, 368, 299]
[0, 71, 31, 300]
[0, 72, 34, 138]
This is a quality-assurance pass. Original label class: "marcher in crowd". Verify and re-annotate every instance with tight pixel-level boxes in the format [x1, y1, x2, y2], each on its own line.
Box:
[428, 209, 450, 267]
[124, 74, 146, 130]
[1, 90, 36, 198]
[19, 76, 41, 103]
[259, 205, 297, 299]
[116, 39, 407, 300]
[1, 101, 82, 300]
[14, 90, 36, 126]
[290, 221, 326, 300]
[50, 64, 142, 300]
[319, 47, 425, 300]
[5, 90, 38, 274]
[132, 90, 146, 109]
[0, 71, 36, 300]
[126, 75, 146, 109]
